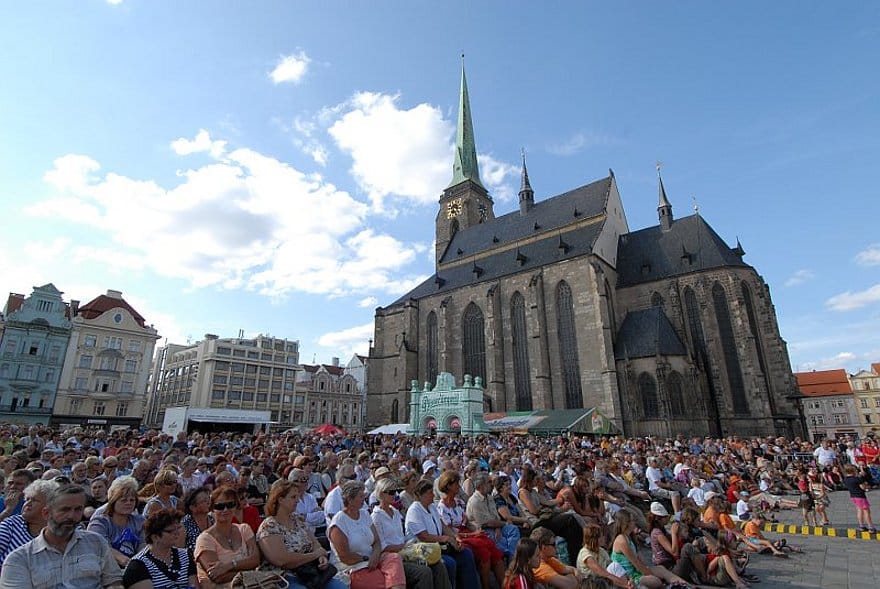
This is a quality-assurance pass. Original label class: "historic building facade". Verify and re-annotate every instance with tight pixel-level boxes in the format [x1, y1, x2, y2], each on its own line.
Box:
[295, 360, 364, 432]
[794, 369, 859, 441]
[367, 66, 803, 438]
[849, 364, 880, 437]
[0, 284, 72, 424]
[52, 290, 160, 429]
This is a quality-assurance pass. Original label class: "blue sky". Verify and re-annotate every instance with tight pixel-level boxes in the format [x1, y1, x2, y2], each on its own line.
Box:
[1, 2, 878, 372]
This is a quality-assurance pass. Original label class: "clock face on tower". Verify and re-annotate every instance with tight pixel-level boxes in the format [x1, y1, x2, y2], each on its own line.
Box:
[445, 198, 463, 219]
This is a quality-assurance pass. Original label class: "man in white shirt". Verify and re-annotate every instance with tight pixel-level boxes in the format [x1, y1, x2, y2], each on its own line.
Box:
[290, 468, 326, 533]
[813, 440, 837, 468]
[645, 457, 681, 513]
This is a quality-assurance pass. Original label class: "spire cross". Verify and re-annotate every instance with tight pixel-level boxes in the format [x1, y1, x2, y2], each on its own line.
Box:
[656, 160, 662, 175]
[692, 196, 700, 215]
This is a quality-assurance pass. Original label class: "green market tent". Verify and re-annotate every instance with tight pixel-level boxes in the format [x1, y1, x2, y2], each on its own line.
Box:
[483, 408, 620, 436]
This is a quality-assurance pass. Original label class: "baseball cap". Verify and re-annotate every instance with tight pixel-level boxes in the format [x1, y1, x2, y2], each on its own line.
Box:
[649, 502, 670, 517]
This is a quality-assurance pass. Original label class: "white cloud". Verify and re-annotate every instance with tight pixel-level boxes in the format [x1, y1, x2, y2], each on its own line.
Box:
[784, 269, 815, 287]
[855, 244, 880, 266]
[798, 351, 857, 372]
[826, 283, 880, 311]
[326, 91, 517, 212]
[26, 131, 426, 300]
[106, 0, 124, 5]
[357, 296, 378, 308]
[317, 322, 374, 357]
[170, 129, 227, 157]
[269, 52, 311, 85]
[546, 131, 618, 156]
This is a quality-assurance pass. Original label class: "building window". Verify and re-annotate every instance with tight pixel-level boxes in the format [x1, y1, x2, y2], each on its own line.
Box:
[70, 399, 82, 413]
[48, 345, 61, 363]
[667, 371, 686, 415]
[639, 372, 660, 418]
[83, 335, 96, 348]
[128, 340, 141, 353]
[0, 365, 8, 378]
[243, 392, 254, 401]
[125, 359, 137, 373]
[712, 282, 748, 414]
[510, 291, 532, 411]
[28, 344, 39, 356]
[462, 303, 487, 385]
[833, 414, 848, 424]
[391, 399, 399, 423]
[217, 347, 231, 356]
[79, 355, 93, 369]
[862, 399, 870, 409]
[120, 381, 133, 393]
[103, 337, 123, 350]
[866, 414, 873, 424]
[556, 281, 582, 409]
[99, 357, 117, 371]
[651, 291, 664, 307]
[232, 363, 244, 372]
[228, 391, 242, 401]
[23, 365, 34, 380]
[116, 402, 128, 417]
[875, 398, 880, 408]
[74, 377, 88, 390]
[319, 381, 325, 391]
[94, 401, 106, 416]
[426, 311, 439, 387]
[212, 389, 225, 400]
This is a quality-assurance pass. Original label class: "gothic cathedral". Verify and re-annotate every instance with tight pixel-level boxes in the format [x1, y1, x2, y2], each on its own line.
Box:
[366, 65, 804, 438]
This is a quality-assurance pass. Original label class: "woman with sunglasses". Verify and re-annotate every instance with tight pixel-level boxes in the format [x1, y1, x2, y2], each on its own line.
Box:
[123, 509, 196, 589]
[143, 469, 180, 518]
[371, 477, 451, 589]
[194, 485, 261, 588]
[257, 479, 345, 589]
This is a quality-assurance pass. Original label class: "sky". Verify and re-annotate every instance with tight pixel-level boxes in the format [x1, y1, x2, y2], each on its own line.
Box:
[0, 2, 878, 374]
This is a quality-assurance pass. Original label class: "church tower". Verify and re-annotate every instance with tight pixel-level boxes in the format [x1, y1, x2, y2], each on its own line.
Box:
[435, 59, 495, 266]
[657, 165, 673, 231]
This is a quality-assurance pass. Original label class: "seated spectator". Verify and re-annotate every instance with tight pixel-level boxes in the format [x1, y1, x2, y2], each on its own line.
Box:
[142, 470, 180, 517]
[494, 475, 532, 530]
[194, 485, 261, 588]
[289, 468, 326, 534]
[0, 469, 36, 523]
[324, 464, 357, 527]
[609, 510, 689, 589]
[232, 487, 262, 534]
[122, 509, 196, 589]
[576, 524, 633, 589]
[516, 468, 583, 566]
[741, 513, 785, 556]
[529, 527, 584, 589]
[0, 479, 59, 571]
[503, 538, 541, 589]
[182, 487, 214, 552]
[88, 476, 145, 568]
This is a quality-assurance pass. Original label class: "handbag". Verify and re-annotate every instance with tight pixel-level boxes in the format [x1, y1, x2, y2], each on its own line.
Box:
[293, 561, 340, 589]
[232, 570, 289, 589]
[400, 541, 442, 565]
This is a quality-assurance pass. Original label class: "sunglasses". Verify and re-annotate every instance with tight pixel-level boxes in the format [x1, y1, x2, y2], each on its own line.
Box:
[213, 501, 237, 511]
[295, 477, 309, 483]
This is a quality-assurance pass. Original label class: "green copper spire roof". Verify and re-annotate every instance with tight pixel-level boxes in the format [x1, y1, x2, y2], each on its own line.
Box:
[448, 57, 484, 189]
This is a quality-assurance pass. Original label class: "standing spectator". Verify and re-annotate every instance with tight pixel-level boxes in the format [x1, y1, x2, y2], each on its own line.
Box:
[0, 484, 122, 589]
[843, 464, 877, 533]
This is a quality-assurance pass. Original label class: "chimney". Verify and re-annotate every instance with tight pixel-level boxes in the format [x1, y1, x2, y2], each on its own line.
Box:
[106, 289, 123, 299]
[70, 300, 80, 317]
[332, 357, 340, 367]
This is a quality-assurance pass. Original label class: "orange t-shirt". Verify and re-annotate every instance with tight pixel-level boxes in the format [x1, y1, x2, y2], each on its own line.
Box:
[533, 556, 568, 583]
[743, 521, 761, 538]
[718, 513, 736, 530]
[702, 505, 719, 526]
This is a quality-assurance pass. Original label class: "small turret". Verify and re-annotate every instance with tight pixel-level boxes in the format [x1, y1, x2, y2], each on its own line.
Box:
[657, 162, 673, 231]
[519, 149, 534, 214]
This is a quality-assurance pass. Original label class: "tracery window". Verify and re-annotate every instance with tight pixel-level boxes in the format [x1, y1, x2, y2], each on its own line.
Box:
[391, 399, 399, 423]
[510, 292, 532, 411]
[462, 303, 486, 384]
[556, 281, 583, 409]
[426, 311, 438, 386]
[667, 371, 686, 416]
[684, 287, 707, 360]
[639, 372, 660, 418]
[712, 282, 748, 413]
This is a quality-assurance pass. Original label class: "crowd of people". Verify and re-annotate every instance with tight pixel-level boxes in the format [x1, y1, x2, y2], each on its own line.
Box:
[0, 424, 877, 589]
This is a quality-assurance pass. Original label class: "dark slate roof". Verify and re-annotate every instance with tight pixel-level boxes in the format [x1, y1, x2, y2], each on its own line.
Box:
[614, 307, 688, 360]
[439, 176, 612, 264]
[389, 177, 612, 306]
[616, 214, 748, 287]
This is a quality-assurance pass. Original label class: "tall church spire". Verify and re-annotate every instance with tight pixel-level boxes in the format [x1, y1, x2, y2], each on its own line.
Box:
[448, 55, 484, 189]
[657, 162, 673, 231]
[519, 148, 534, 214]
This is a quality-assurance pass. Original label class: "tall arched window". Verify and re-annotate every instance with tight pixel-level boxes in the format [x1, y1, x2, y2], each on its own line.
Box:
[667, 371, 686, 416]
[449, 219, 460, 238]
[639, 372, 660, 418]
[742, 281, 775, 413]
[510, 292, 532, 411]
[604, 278, 617, 342]
[462, 303, 486, 383]
[556, 281, 583, 409]
[712, 282, 748, 413]
[684, 288, 707, 360]
[390, 399, 399, 423]
[426, 311, 438, 386]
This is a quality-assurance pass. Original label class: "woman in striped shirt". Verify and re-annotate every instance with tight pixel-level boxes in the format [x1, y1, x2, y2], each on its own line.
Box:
[123, 509, 196, 589]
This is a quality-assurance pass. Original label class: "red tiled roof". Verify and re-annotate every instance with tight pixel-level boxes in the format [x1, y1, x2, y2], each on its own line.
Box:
[794, 369, 853, 397]
[872, 363, 880, 375]
[3, 293, 25, 316]
[77, 294, 147, 328]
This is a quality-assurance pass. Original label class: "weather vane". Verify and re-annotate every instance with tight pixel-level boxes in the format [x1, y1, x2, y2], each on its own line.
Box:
[692, 195, 700, 215]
